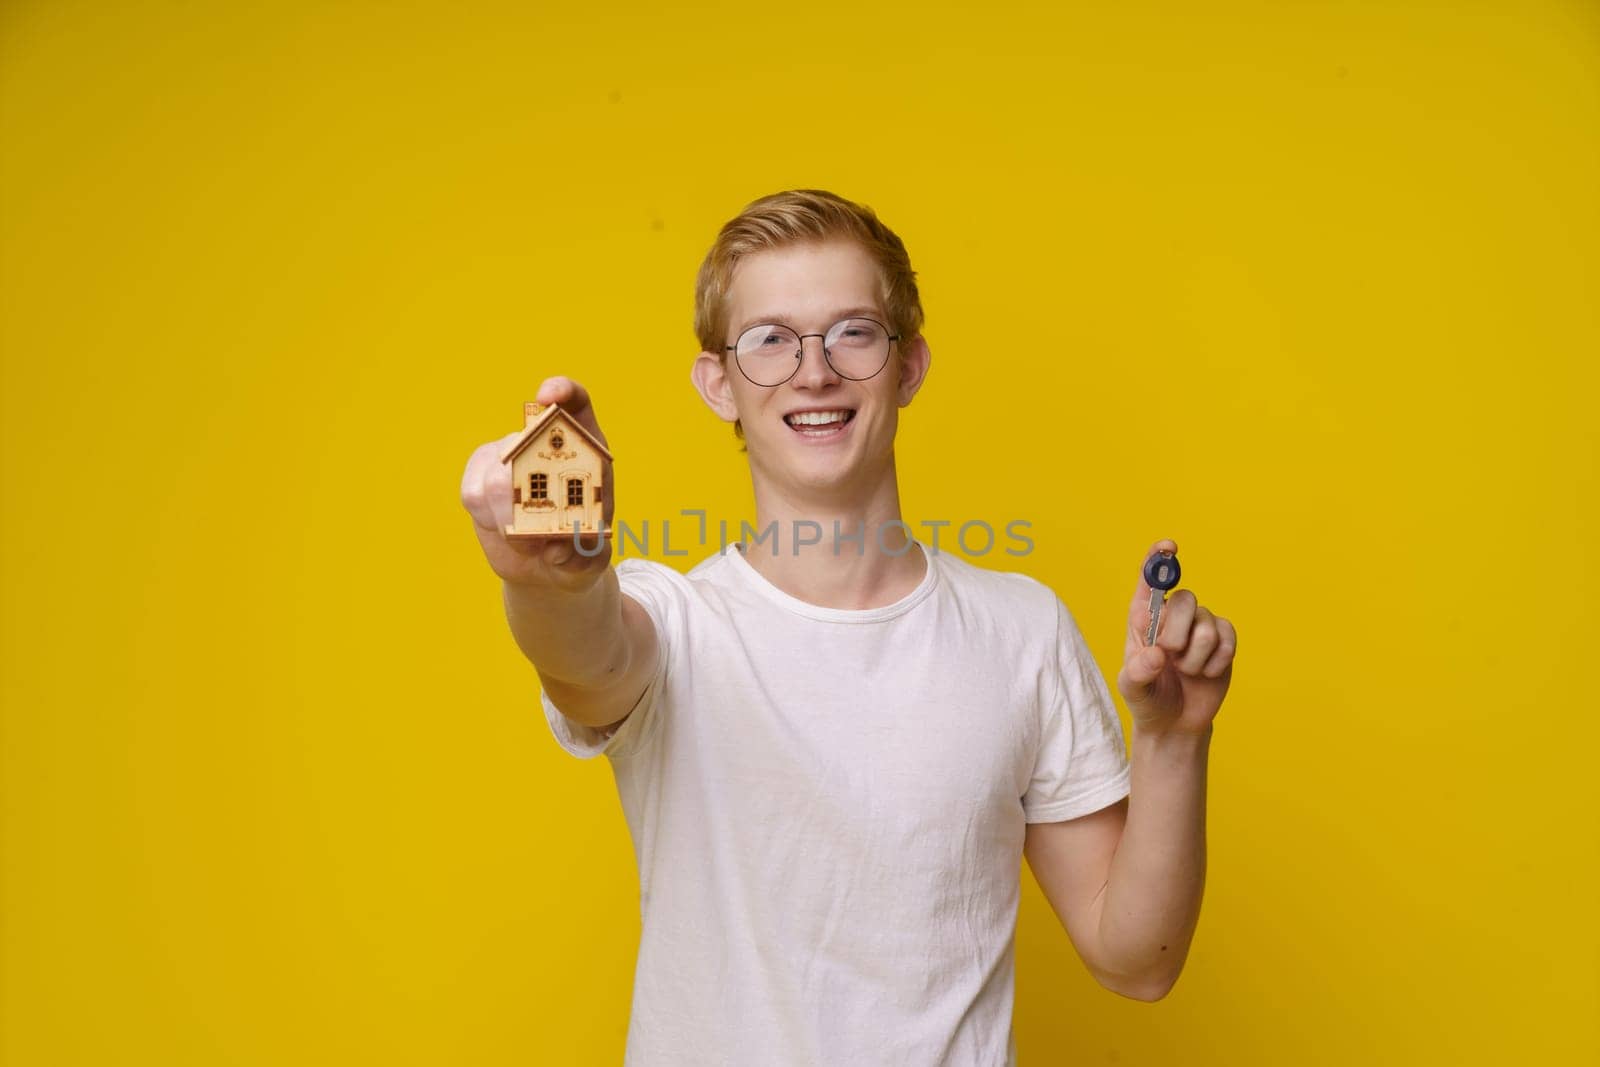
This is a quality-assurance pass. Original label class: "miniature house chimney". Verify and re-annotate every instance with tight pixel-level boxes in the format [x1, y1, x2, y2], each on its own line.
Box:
[524, 401, 545, 427]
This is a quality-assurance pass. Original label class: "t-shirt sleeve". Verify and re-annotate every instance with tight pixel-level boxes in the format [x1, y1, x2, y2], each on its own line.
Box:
[540, 557, 682, 761]
[1022, 594, 1133, 822]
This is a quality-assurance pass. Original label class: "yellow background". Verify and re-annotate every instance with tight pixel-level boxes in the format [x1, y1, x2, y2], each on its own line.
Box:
[3, 1, 1596, 1062]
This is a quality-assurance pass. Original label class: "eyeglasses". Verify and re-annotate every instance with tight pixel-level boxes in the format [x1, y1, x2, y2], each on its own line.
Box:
[725, 316, 900, 387]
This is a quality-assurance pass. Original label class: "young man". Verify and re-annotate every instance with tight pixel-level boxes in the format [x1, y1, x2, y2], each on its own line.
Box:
[459, 190, 1236, 1065]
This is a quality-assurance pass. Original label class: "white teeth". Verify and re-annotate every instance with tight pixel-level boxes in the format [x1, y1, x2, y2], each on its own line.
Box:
[786, 410, 852, 426]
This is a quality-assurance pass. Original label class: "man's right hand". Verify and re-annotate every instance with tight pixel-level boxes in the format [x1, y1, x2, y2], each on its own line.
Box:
[459, 376, 616, 594]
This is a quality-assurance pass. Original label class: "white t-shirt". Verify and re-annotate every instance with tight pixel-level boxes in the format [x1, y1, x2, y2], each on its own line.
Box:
[541, 539, 1132, 1066]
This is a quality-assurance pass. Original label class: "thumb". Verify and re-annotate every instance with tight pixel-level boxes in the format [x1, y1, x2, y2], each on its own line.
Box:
[1118, 644, 1167, 702]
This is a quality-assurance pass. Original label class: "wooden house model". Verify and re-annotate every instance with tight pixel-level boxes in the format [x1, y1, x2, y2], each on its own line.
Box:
[498, 401, 613, 540]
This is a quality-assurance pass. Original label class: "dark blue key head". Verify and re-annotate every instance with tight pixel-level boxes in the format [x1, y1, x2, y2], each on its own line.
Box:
[1143, 552, 1181, 591]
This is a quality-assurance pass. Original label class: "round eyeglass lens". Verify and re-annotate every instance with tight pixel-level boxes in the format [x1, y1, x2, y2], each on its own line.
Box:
[733, 318, 891, 385]
[734, 324, 802, 386]
[823, 318, 891, 379]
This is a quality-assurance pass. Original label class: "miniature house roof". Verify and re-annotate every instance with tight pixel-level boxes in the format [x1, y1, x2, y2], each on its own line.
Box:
[498, 402, 614, 465]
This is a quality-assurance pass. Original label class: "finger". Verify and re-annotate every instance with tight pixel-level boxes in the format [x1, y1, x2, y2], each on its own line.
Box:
[549, 528, 610, 572]
[602, 463, 616, 528]
[1201, 616, 1237, 678]
[542, 535, 575, 568]
[563, 528, 609, 566]
[485, 432, 522, 534]
[486, 449, 515, 536]
[1155, 589, 1197, 653]
[460, 437, 516, 534]
[459, 444, 493, 528]
[1117, 644, 1168, 701]
[534, 375, 589, 412]
[1126, 538, 1181, 639]
[535, 376, 610, 448]
[1177, 606, 1219, 675]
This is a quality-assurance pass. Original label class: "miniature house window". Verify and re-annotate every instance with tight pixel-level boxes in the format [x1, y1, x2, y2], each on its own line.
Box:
[550, 430, 564, 449]
[595, 484, 603, 504]
[529, 473, 547, 500]
[567, 479, 583, 506]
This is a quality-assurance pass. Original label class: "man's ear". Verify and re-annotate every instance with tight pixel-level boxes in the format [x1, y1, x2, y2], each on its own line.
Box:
[896, 334, 932, 407]
[691, 350, 740, 423]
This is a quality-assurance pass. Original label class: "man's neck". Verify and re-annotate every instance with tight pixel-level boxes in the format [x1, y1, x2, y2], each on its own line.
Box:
[738, 461, 927, 611]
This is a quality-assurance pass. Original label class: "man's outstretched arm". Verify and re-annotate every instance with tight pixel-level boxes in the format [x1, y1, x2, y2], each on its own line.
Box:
[460, 376, 657, 732]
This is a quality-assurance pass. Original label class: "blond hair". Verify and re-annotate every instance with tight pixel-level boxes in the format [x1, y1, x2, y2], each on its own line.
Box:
[694, 189, 924, 442]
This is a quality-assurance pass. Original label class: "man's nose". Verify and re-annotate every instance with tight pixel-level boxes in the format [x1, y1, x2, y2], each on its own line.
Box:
[792, 334, 841, 388]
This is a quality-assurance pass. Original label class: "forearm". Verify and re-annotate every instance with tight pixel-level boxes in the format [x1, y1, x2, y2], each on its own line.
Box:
[1094, 724, 1211, 998]
[502, 568, 628, 690]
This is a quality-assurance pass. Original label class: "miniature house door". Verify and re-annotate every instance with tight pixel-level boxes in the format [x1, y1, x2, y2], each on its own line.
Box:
[560, 472, 594, 532]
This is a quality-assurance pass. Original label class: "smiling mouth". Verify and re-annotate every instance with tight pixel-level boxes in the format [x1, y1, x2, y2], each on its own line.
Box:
[783, 409, 856, 436]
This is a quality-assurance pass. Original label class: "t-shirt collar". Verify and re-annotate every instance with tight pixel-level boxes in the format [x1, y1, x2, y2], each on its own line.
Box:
[722, 538, 939, 623]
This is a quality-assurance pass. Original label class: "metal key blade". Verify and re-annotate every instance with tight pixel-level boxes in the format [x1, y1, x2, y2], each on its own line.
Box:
[1141, 550, 1181, 646]
[1146, 588, 1164, 645]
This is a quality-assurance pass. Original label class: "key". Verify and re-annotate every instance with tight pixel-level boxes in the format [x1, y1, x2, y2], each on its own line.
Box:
[1143, 550, 1181, 645]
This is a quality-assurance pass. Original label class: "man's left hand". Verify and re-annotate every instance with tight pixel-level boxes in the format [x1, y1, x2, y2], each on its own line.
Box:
[1116, 538, 1236, 736]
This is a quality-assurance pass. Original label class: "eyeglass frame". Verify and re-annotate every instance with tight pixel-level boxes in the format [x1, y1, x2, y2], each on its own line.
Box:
[723, 315, 901, 387]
